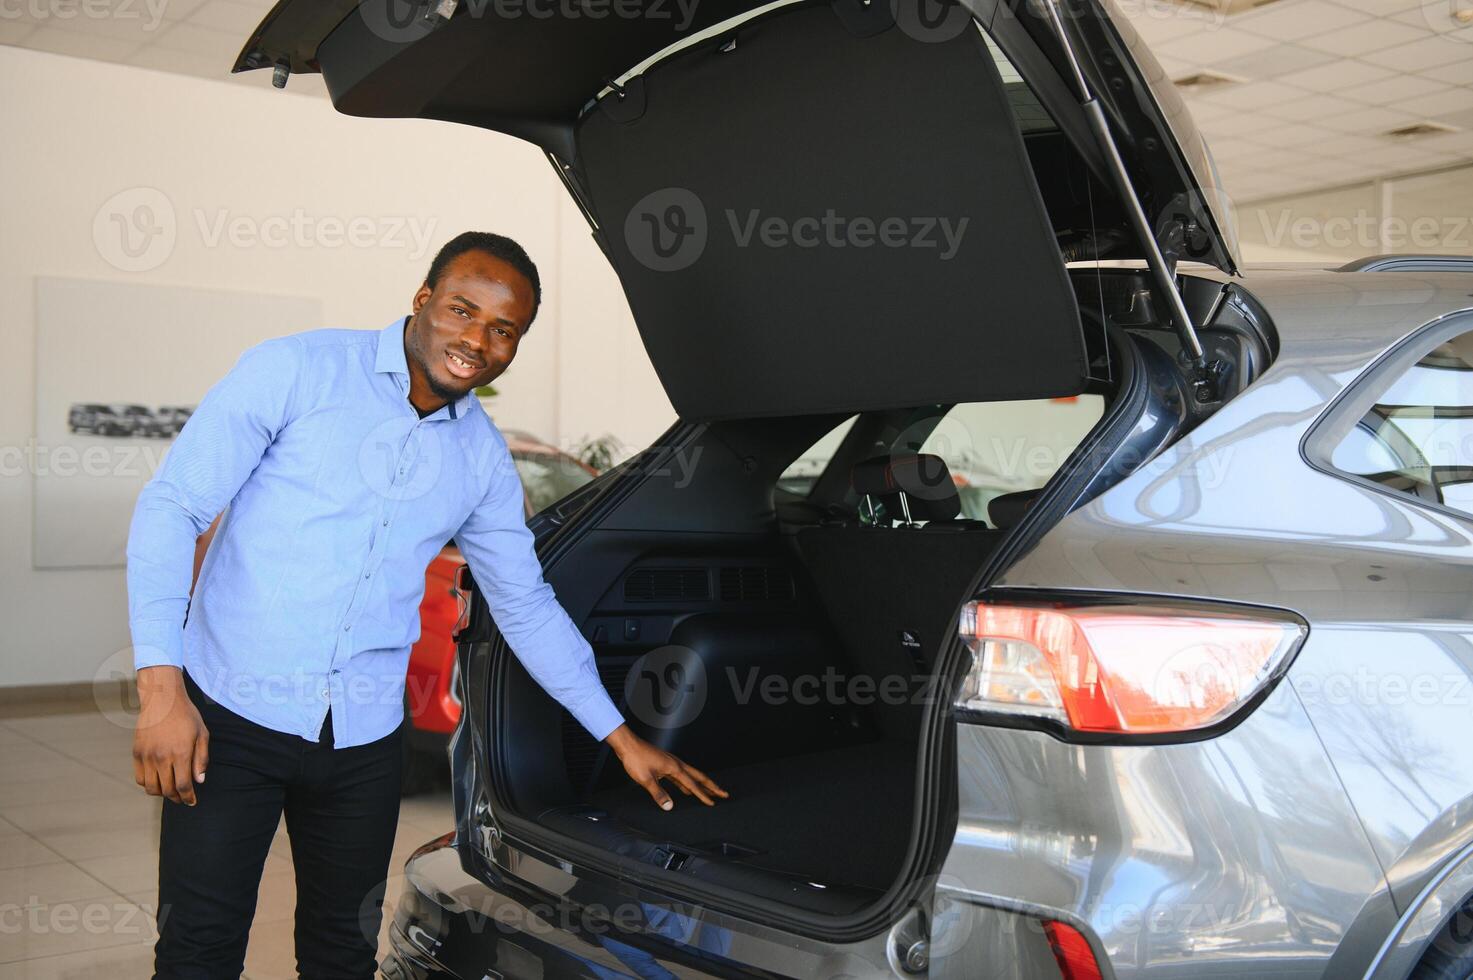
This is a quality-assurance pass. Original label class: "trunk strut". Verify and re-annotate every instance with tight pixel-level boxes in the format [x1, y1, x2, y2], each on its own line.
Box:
[1041, 0, 1219, 402]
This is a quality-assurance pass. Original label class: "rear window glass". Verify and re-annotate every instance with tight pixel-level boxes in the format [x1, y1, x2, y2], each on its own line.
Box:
[916, 396, 1105, 520]
[1325, 325, 1473, 516]
[778, 416, 856, 496]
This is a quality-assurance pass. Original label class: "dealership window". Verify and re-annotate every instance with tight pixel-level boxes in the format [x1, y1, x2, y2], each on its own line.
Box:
[1327, 325, 1473, 516]
[915, 396, 1105, 520]
[778, 416, 858, 497]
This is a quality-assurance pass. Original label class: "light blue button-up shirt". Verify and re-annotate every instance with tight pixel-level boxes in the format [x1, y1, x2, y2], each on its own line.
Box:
[126, 318, 624, 748]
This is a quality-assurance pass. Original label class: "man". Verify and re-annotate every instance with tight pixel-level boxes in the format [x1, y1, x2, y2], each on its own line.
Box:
[127, 231, 726, 979]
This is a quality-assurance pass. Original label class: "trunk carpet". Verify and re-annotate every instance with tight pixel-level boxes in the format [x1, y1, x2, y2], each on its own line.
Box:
[587, 739, 916, 893]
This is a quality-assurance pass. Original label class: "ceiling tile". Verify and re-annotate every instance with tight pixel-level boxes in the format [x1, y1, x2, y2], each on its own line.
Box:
[1353, 143, 1461, 169]
[158, 0, 210, 20]
[1261, 91, 1367, 122]
[1180, 96, 1236, 121]
[1317, 104, 1422, 133]
[1386, 86, 1473, 118]
[1300, 17, 1429, 56]
[1158, 26, 1278, 65]
[1341, 74, 1451, 106]
[22, 26, 143, 61]
[1361, 33, 1471, 70]
[1421, 60, 1473, 86]
[1432, 105, 1473, 130]
[0, 20, 39, 44]
[1251, 122, 1343, 147]
[1277, 58, 1399, 92]
[1310, 132, 1403, 156]
[1128, 6, 1225, 45]
[1199, 111, 1274, 137]
[1196, 79, 1312, 110]
[1390, 4, 1473, 32]
[145, 20, 241, 54]
[187, 1, 268, 34]
[1325, 0, 1420, 14]
[1211, 42, 1337, 79]
[1235, 0, 1370, 41]
[1231, 146, 1321, 169]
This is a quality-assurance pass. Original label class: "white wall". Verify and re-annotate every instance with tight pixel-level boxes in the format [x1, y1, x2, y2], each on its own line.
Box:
[0, 45, 672, 687]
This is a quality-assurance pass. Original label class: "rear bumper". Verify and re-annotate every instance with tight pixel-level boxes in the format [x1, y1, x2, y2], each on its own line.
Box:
[384, 836, 748, 979]
[384, 837, 1085, 979]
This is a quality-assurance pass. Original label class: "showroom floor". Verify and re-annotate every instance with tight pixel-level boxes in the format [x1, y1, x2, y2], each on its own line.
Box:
[0, 699, 454, 979]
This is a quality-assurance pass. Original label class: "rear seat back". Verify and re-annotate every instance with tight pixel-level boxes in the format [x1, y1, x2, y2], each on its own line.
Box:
[790, 454, 1003, 741]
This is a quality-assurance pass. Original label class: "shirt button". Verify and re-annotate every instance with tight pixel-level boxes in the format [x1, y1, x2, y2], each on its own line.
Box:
[321, 689, 329, 699]
[363, 572, 371, 579]
[382, 520, 389, 527]
[343, 624, 351, 632]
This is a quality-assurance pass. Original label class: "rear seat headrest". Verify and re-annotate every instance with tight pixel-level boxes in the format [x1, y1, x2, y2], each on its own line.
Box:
[851, 453, 961, 523]
[988, 488, 1041, 529]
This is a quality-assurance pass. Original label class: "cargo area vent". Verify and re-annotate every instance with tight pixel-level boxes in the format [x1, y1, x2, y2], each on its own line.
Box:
[623, 568, 710, 602]
[719, 566, 796, 602]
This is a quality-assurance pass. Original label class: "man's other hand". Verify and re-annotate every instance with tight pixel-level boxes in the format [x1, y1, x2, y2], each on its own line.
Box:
[605, 724, 729, 811]
[133, 666, 210, 806]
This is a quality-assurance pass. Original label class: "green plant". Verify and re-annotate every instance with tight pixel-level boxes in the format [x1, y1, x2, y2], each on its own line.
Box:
[573, 434, 623, 473]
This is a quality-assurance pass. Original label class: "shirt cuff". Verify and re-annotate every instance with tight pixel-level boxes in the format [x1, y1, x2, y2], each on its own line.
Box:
[571, 690, 625, 743]
[130, 620, 185, 672]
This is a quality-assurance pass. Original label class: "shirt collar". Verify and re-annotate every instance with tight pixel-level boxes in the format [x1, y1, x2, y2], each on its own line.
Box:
[375, 316, 468, 421]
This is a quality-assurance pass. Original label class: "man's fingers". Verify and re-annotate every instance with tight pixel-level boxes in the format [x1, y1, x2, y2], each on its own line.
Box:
[141, 760, 162, 798]
[154, 758, 181, 804]
[641, 777, 674, 811]
[193, 731, 210, 784]
[172, 754, 196, 806]
[132, 748, 145, 789]
[681, 762, 729, 799]
[671, 768, 715, 807]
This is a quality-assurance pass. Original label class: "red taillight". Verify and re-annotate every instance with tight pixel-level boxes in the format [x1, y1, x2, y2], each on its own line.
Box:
[1043, 921, 1103, 980]
[957, 597, 1304, 735]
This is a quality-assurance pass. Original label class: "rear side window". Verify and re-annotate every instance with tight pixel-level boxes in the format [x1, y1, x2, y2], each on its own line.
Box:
[1320, 320, 1473, 516]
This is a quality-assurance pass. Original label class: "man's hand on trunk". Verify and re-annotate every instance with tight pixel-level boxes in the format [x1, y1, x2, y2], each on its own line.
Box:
[133, 666, 210, 806]
[605, 724, 729, 811]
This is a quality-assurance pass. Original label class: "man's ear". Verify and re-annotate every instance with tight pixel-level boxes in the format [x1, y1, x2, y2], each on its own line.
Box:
[411, 283, 432, 314]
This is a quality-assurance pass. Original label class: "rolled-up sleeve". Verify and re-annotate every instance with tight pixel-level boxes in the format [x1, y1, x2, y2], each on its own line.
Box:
[126, 336, 302, 672]
[453, 444, 623, 741]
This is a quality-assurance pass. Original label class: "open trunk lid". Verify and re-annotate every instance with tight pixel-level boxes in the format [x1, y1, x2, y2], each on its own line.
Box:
[236, 0, 1236, 421]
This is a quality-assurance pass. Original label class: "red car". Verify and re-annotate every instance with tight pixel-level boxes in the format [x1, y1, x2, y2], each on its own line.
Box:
[189, 429, 599, 794]
[400, 430, 599, 793]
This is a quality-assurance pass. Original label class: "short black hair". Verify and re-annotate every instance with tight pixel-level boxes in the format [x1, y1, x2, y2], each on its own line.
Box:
[425, 231, 542, 329]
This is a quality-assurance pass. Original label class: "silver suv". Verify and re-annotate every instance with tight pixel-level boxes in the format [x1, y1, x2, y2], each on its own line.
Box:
[239, 1, 1473, 976]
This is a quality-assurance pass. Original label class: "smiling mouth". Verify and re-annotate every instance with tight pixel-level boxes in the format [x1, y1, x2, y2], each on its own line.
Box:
[444, 350, 484, 380]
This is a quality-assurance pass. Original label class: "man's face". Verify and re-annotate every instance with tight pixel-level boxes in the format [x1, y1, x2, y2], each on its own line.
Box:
[405, 250, 535, 406]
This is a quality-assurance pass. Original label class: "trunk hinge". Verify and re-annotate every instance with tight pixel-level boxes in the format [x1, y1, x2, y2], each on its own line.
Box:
[1040, 0, 1221, 403]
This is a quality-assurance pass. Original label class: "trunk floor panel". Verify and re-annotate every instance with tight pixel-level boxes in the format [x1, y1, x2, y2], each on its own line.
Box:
[586, 739, 916, 893]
